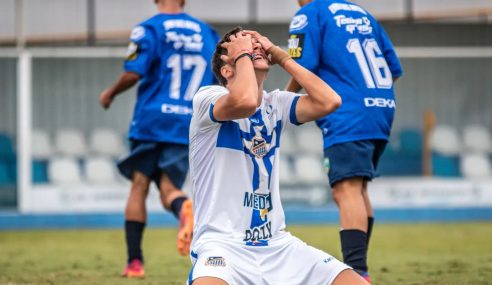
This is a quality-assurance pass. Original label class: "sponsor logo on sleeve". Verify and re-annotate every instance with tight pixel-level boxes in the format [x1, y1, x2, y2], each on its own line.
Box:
[126, 42, 139, 61]
[289, 14, 308, 31]
[288, 34, 304, 59]
[130, 26, 145, 41]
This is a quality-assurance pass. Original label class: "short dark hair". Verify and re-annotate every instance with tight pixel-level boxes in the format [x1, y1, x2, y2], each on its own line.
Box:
[212, 26, 243, 86]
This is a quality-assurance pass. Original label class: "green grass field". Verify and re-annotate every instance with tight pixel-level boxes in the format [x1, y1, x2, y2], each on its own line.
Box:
[1, 223, 491, 285]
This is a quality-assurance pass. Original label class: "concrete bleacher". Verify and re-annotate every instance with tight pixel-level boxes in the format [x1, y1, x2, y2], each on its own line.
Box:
[431, 125, 461, 177]
[1, 124, 492, 189]
[378, 128, 423, 176]
[1, 129, 126, 186]
[1, 124, 491, 214]
[430, 125, 492, 178]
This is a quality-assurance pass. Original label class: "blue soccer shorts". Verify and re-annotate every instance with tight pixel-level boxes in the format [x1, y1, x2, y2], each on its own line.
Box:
[117, 140, 189, 189]
[323, 139, 387, 187]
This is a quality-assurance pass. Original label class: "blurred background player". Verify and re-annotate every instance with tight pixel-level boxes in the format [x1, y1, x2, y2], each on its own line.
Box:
[98, 0, 219, 278]
[187, 27, 368, 285]
[286, 0, 402, 282]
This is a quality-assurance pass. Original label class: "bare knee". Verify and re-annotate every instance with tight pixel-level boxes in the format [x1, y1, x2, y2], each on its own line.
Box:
[125, 172, 151, 221]
[332, 177, 364, 204]
[158, 173, 186, 210]
[331, 187, 345, 205]
[192, 277, 229, 285]
[131, 172, 151, 195]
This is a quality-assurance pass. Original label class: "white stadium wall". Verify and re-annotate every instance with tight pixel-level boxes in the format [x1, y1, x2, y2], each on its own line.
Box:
[1, 48, 492, 136]
[1, 0, 492, 42]
[0, 0, 15, 42]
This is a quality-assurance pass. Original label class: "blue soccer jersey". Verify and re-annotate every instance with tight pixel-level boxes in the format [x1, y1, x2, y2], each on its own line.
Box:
[124, 13, 219, 144]
[288, 0, 403, 148]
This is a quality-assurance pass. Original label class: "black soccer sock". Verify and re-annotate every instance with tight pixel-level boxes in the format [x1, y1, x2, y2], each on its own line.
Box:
[125, 220, 146, 264]
[170, 196, 188, 219]
[340, 229, 368, 274]
[367, 217, 375, 244]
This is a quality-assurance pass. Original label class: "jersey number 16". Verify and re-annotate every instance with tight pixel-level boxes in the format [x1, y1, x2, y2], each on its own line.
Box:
[347, 38, 393, 89]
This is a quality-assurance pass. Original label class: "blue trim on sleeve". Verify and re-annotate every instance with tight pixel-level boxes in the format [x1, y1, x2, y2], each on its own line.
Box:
[123, 65, 145, 77]
[289, 96, 302, 125]
[392, 69, 403, 79]
[209, 104, 219, 123]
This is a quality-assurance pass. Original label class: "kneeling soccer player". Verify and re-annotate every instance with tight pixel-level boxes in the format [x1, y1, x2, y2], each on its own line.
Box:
[187, 27, 369, 285]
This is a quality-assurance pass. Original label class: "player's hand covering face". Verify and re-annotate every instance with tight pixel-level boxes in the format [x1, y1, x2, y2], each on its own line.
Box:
[220, 32, 254, 66]
[243, 30, 272, 69]
[243, 30, 274, 52]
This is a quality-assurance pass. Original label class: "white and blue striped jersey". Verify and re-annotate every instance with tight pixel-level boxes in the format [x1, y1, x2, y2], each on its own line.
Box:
[189, 85, 301, 249]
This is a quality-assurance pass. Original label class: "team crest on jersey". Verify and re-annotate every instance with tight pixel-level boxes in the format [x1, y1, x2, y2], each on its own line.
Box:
[205, 257, 226, 267]
[249, 126, 270, 158]
[288, 34, 304, 59]
[251, 136, 268, 157]
[126, 42, 139, 61]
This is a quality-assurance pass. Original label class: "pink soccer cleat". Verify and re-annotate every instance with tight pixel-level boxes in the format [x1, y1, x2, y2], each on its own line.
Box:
[121, 259, 145, 278]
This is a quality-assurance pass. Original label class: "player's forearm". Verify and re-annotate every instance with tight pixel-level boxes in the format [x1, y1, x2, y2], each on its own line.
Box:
[283, 59, 341, 119]
[226, 57, 259, 116]
[108, 72, 140, 99]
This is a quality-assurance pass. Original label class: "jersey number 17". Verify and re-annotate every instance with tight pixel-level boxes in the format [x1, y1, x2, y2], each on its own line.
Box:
[167, 54, 207, 101]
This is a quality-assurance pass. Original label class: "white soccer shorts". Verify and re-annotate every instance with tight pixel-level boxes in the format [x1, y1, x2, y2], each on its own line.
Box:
[187, 234, 350, 285]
